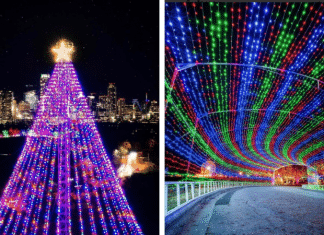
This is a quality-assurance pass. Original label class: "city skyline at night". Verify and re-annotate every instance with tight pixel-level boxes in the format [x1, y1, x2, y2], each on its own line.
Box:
[0, 76, 159, 124]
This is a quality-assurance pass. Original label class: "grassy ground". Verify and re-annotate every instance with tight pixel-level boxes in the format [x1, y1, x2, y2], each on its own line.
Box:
[302, 184, 324, 191]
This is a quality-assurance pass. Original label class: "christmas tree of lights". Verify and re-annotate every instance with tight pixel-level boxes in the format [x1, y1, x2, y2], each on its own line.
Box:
[0, 40, 142, 234]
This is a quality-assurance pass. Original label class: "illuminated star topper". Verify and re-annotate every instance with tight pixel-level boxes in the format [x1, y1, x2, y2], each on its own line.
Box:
[51, 39, 74, 62]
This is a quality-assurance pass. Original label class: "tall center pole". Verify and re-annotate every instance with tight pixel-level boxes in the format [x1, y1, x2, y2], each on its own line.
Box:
[57, 62, 71, 234]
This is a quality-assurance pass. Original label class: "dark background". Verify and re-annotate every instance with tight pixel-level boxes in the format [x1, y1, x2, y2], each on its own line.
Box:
[0, 0, 159, 102]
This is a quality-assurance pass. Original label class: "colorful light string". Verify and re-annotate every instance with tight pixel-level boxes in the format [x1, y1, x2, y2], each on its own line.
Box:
[0, 60, 142, 234]
[166, 2, 324, 181]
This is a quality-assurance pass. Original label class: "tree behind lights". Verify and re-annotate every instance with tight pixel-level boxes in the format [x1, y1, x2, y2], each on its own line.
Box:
[0, 40, 142, 234]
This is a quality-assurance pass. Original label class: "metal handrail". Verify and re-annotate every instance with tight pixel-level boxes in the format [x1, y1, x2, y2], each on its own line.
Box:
[165, 180, 271, 217]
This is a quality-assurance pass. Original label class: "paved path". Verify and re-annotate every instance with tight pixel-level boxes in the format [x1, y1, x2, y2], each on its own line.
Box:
[166, 186, 324, 235]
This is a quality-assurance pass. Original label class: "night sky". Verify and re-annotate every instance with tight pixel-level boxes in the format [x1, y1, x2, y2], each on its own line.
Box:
[0, 0, 159, 102]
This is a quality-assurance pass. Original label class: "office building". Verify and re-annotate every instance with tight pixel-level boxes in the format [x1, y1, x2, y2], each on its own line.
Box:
[40, 74, 50, 97]
[107, 83, 117, 119]
[0, 90, 14, 123]
[117, 98, 126, 118]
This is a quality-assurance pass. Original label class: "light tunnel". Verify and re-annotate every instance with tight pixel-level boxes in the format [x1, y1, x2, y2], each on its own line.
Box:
[165, 2, 324, 182]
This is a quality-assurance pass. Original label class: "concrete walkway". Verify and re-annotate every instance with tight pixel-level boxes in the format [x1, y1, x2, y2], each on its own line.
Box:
[166, 186, 324, 235]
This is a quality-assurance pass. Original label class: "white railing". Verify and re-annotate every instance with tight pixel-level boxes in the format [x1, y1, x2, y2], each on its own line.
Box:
[302, 184, 324, 191]
[165, 180, 270, 216]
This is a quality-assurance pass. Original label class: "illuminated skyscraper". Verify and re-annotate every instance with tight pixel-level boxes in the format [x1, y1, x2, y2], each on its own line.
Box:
[123, 104, 134, 121]
[0, 90, 14, 124]
[98, 95, 109, 120]
[132, 99, 143, 120]
[87, 94, 95, 107]
[107, 83, 117, 119]
[117, 98, 126, 118]
[0, 91, 2, 121]
[150, 100, 159, 114]
[17, 101, 31, 120]
[148, 100, 159, 122]
[11, 99, 18, 122]
[86, 94, 96, 116]
[40, 74, 50, 97]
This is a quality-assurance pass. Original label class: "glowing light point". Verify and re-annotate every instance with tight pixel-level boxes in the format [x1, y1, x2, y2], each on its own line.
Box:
[51, 39, 74, 62]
